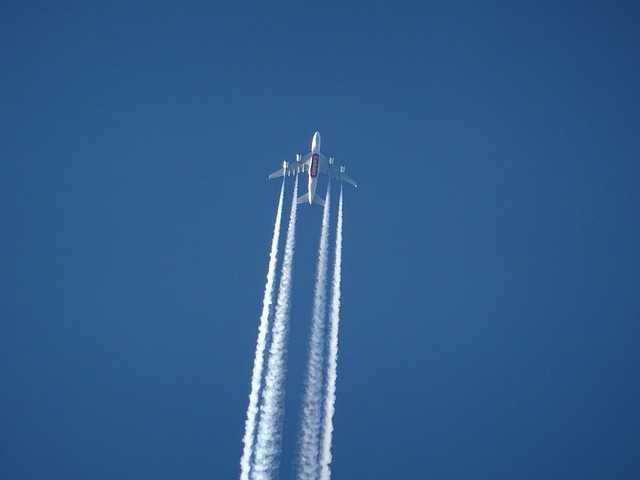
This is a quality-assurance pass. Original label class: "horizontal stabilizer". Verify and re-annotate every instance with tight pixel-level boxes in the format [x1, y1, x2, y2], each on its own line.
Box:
[296, 193, 325, 206]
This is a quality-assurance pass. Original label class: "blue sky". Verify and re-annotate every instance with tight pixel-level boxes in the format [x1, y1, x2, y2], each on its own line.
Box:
[1, 1, 639, 478]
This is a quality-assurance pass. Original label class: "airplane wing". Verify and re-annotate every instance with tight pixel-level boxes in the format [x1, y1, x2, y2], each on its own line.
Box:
[318, 154, 358, 187]
[268, 153, 312, 179]
[269, 152, 357, 187]
[336, 171, 358, 187]
[298, 153, 312, 173]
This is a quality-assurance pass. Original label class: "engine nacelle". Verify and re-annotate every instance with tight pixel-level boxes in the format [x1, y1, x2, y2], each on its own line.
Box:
[340, 165, 346, 174]
[329, 157, 335, 165]
[296, 153, 302, 163]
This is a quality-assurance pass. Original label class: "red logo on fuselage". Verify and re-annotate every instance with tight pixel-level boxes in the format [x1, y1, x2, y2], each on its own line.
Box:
[310, 153, 319, 178]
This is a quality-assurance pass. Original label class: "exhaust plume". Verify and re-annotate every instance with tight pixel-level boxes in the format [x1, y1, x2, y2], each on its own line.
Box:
[319, 185, 344, 480]
[240, 179, 286, 480]
[296, 184, 332, 480]
[253, 176, 299, 479]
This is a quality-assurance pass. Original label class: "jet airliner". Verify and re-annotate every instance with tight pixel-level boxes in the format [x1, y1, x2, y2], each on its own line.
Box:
[268, 132, 357, 206]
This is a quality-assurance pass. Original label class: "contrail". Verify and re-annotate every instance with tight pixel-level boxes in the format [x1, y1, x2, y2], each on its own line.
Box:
[319, 185, 343, 480]
[297, 184, 332, 480]
[253, 175, 299, 480]
[239, 179, 285, 480]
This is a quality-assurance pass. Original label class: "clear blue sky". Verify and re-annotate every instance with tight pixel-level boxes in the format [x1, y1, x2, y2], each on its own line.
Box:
[2, 1, 639, 478]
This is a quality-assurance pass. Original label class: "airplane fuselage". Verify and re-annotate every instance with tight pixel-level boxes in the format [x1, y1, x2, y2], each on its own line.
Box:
[307, 132, 321, 204]
[308, 153, 319, 204]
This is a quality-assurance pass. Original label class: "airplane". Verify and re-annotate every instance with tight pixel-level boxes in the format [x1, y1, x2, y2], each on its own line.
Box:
[268, 131, 357, 206]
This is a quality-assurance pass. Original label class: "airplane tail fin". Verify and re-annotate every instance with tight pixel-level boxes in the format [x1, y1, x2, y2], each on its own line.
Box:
[313, 195, 325, 207]
[296, 193, 309, 204]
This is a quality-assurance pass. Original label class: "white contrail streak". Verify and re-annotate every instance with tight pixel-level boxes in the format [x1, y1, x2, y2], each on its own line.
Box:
[253, 175, 299, 480]
[240, 180, 285, 480]
[297, 184, 332, 480]
[319, 185, 343, 480]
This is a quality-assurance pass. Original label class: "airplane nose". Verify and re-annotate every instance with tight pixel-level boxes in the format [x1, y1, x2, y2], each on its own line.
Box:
[312, 131, 321, 151]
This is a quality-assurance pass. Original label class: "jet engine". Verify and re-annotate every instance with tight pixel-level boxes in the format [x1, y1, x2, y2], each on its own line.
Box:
[340, 165, 346, 174]
[329, 157, 335, 165]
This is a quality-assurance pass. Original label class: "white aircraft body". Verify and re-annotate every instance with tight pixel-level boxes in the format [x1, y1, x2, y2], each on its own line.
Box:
[268, 132, 357, 206]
